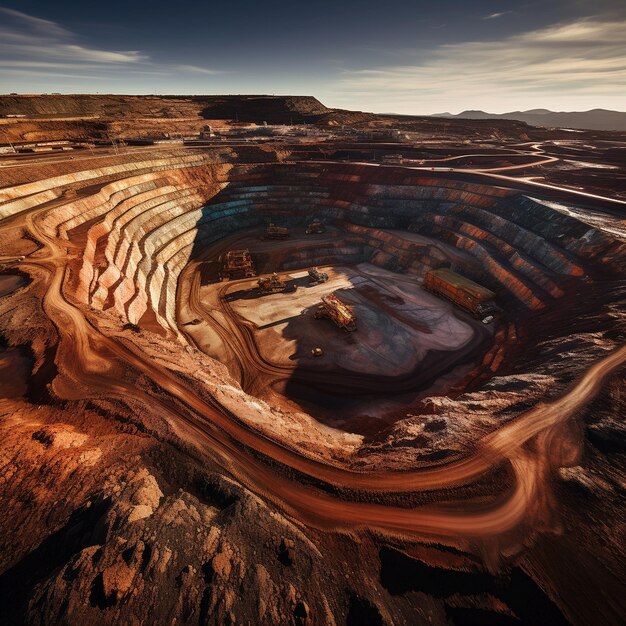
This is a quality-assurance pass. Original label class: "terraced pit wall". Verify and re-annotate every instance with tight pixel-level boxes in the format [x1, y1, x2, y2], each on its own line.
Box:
[2, 156, 623, 338]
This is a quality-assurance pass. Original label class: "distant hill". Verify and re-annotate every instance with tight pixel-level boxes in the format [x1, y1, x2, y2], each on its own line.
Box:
[432, 108, 626, 131]
[0, 94, 330, 124]
[1, 94, 540, 144]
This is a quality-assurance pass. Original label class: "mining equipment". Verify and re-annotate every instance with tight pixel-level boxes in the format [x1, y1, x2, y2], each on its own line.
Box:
[200, 124, 215, 139]
[382, 154, 403, 164]
[257, 273, 296, 294]
[219, 249, 256, 280]
[314, 292, 357, 332]
[424, 268, 498, 317]
[306, 220, 325, 234]
[308, 267, 329, 286]
[262, 223, 290, 240]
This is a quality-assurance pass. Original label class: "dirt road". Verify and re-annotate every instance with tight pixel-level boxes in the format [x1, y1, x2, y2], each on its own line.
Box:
[6, 195, 626, 555]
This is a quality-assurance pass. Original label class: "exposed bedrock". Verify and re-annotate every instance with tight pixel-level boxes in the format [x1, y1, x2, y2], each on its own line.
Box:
[3, 158, 622, 342]
[2, 149, 626, 626]
[2, 153, 623, 446]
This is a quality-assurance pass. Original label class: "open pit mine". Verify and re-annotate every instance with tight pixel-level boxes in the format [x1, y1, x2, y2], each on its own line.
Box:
[0, 95, 625, 626]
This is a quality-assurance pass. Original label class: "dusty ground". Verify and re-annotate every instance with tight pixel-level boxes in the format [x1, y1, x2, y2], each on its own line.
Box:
[224, 264, 475, 375]
[1, 97, 625, 626]
[179, 225, 491, 431]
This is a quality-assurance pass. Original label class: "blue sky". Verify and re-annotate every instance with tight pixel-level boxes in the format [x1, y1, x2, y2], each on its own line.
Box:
[1, 1, 625, 113]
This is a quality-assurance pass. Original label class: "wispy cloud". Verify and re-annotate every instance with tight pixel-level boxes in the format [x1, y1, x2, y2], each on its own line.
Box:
[0, 7, 72, 38]
[483, 11, 512, 20]
[172, 64, 221, 76]
[330, 18, 626, 113]
[0, 8, 220, 86]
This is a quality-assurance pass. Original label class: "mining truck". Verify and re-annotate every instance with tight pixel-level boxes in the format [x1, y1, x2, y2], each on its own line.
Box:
[314, 292, 357, 332]
[423, 268, 498, 317]
[308, 267, 329, 286]
[257, 273, 296, 294]
[219, 249, 256, 280]
[262, 223, 290, 240]
[306, 220, 325, 234]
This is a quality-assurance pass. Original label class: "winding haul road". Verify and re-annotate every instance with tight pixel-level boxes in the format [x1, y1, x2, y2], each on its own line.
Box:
[3, 171, 626, 556]
[324, 140, 626, 208]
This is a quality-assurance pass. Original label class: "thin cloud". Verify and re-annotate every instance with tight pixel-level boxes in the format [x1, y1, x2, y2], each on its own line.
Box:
[0, 8, 221, 84]
[0, 68, 108, 81]
[0, 42, 147, 64]
[332, 18, 626, 113]
[0, 7, 72, 38]
[172, 64, 223, 75]
[484, 11, 512, 20]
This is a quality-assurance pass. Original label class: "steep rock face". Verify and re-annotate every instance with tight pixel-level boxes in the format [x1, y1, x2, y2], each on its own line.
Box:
[193, 163, 621, 311]
[1, 153, 230, 334]
[0, 94, 330, 124]
[1, 156, 622, 336]
[0, 399, 432, 626]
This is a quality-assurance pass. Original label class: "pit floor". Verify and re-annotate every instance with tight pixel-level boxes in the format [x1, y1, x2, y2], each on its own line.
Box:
[222, 264, 475, 378]
[178, 230, 493, 431]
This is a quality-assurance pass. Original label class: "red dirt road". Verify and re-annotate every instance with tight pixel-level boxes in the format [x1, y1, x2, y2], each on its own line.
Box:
[9, 198, 626, 557]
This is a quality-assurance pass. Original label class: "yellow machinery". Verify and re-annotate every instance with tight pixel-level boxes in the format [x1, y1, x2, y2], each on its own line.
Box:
[424, 268, 498, 317]
[306, 220, 325, 234]
[262, 223, 290, 240]
[314, 292, 357, 331]
[308, 267, 329, 285]
[257, 272, 297, 294]
[219, 249, 256, 280]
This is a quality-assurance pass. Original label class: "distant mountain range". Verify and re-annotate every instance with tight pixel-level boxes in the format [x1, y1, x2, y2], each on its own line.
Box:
[431, 108, 626, 131]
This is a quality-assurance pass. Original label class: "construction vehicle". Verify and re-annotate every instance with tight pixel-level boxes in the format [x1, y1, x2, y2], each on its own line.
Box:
[262, 223, 290, 240]
[257, 273, 296, 294]
[308, 267, 329, 286]
[306, 220, 325, 234]
[424, 268, 498, 317]
[219, 249, 256, 280]
[314, 292, 357, 332]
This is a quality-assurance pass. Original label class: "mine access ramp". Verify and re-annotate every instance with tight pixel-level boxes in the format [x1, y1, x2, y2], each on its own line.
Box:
[314, 292, 357, 332]
[219, 249, 256, 280]
[424, 268, 498, 317]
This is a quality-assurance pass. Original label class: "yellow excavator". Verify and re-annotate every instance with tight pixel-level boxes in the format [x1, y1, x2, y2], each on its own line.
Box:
[257, 272, 297, 294]
[306, 220, 325, 234]
[219, 249, 256, 280]
[314, 292, 357, 332]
